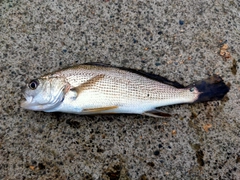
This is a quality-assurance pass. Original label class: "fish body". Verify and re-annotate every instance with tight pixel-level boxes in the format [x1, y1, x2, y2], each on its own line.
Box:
[21, 63, 229, 117]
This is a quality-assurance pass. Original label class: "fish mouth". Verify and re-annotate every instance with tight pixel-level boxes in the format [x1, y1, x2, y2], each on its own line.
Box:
[21, 92, 43, 110]
[21, 89, 65, 111]
[20, 96, 62, 111]
[21, 94, 36, 110]
[21, 100, 41, 110]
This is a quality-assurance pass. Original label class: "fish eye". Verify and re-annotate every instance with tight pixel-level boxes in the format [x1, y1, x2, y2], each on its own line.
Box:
[28, 79, 39, 90]
[189, 87, 195, 92]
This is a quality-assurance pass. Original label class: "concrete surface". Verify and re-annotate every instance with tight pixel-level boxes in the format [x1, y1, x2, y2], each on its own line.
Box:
[0, 0, 239, 179]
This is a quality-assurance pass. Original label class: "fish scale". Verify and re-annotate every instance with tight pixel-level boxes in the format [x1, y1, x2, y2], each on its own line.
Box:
[21, 63, 229, 117]
[56, 66, 186, 101]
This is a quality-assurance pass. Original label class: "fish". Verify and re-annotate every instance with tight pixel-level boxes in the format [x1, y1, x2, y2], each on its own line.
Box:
[21, 63, 229, 117]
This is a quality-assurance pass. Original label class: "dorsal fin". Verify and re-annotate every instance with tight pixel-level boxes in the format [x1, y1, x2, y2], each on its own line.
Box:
[83, 62, 184, 88]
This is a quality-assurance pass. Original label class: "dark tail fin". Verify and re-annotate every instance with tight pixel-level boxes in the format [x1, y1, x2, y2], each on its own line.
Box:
[187, 74, 229, 103]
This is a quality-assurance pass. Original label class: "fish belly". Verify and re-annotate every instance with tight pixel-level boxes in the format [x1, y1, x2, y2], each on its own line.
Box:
[45, 88, 192, 115]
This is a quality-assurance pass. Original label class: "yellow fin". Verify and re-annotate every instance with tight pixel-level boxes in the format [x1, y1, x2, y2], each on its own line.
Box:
[71, 74, 105, 96]
[143, 110, 172, 118]
[82, 106, 118, 113]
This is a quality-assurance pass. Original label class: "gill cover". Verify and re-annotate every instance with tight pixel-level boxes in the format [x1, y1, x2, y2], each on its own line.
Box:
[21, 77, 68, 111]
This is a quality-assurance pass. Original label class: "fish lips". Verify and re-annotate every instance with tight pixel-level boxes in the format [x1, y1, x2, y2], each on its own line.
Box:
[21, 94, 37, 110]
[21, 100, 41, 110]
[21, 91, 44, 110]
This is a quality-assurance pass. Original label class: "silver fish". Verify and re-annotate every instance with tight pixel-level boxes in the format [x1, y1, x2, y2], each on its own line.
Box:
[21, 63, 229, 117]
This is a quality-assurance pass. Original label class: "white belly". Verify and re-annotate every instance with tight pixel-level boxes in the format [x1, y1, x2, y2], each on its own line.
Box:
[44, 89, 192, 115]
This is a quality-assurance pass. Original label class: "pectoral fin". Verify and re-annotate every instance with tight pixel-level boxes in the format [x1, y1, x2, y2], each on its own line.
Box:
[82, 106, 118, 113]
[71, 74, 105, 96]
[143, 110, 172, 118]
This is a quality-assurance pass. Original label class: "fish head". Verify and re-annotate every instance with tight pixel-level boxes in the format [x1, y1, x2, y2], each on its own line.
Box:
[21, 76, 69, 111]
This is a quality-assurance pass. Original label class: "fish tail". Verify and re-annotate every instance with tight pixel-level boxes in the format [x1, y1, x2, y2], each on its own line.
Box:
[188, 74, 229, 103]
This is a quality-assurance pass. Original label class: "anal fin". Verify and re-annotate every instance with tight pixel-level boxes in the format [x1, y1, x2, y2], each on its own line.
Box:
[82, 106, 118, 113]
[143, 110, 172, 118]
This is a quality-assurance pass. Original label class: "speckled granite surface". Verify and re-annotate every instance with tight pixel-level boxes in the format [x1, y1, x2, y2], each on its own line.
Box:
[0, 0, 239, 179]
